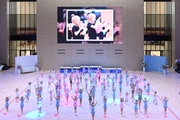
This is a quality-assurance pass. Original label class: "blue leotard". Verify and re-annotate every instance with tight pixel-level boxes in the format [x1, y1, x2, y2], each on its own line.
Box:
[103, 102, 107, 109]
[20, 99, 24, 108]
[138, 93, 142, 101]
[92, 89, 96, 97]
[119, 77, 123, 83]
[91, 72, 94, 78]
[112, 90, 116, 98]
[91, 106, 95, 114]
[163, 100, 168, 108]
[146, 86, 150, 93]
[5, 100, 9, 107]
[134, 103, 138, 110]
[56, 99, 60, 107]
[144, 101, 148, 109]
[26, 91, 30, 98]
[79, 91, 83, 99]
[66, 92, 69, 98]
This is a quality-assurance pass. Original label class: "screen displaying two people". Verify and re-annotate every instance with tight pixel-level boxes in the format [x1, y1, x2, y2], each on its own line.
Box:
[57, 7, 122, 44]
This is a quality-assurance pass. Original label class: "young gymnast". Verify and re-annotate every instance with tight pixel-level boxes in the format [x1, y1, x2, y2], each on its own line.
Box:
[97, 70, 101, 84]
[135, 78, 139, 91]
[119, 73, 123, 83]
[27, 82, 32, 90]
[64, 68, 68, 76]
[40, 67, 44, 78]
[91, 86, 96, 101]
[71, 95, 79, 116]
[132, 70, 137, 78]
[119, 81, 122, 96]
[5, 96, 11, 112]
[14, 88, 19, 103]
[79, 88, 84, 107]
[125, 92, 130, 105]
[64, 88, 69, 105]
[153, 91, 158, 105]
[101, 82, 105, 96]
[137, 88, 143, 109]
[48, 76, 52, 87]
[56, 86, 61, 98]
[112, 85, 116, 105]
[25, 89, 31, 102]
[69, 72, 73, 90]
[48, 89, 54, 104]
[139, 73, 143, 83]
[54, 94, 63, 114]
[143, 97, 151, 116]
[103, 96, 107, 118]
[131, 83, 135, 100]
[94, 72, 98, 86]
[143, 78, 147, 90]
[35, 86, 39, 104]
[130, 78, 134, 87]
[114, 68, 118, 82]
[39, 86, 43, 97]
[146, 83, 151, 95]
[102, 85, 108, 98]
[111, 77, 116, 87]
[120, 97, 125, 116]
[125, 69, 129, 86]
[79, 72, 83, 85]
[91, 101, 98, 120]
[40, 80, 43, 88]
[126, 74, 129, 86]
[106, 74, 110, 87]
[75, 70, 79, 84]
[162, 96, 169, 117]
[38, 96, 43, 114]
[86, 89, 93, 110]
[132, 99, 139, 117]
[36, 78, 40, 88]
[84, 77, 88, 89]
[63, 78, 67, 93]
[19, 96, 25, 114]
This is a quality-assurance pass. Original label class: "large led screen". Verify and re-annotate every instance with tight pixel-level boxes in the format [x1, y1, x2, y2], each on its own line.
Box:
[57, 7, 122, 44]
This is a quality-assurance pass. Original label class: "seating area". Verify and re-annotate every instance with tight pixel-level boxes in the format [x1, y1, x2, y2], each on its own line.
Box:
[21, 66, 35, 73]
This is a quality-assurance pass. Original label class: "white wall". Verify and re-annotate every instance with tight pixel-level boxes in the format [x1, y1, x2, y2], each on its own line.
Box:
[37, 0, 144, 70]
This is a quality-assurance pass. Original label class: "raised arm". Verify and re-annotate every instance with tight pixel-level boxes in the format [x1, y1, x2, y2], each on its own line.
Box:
[147, 98, 151, 102]
[86, 89, 90, 96]
[95, 101, 98, 106]
[71, 95, 74, 100]
[54, 95, 56, 99]
[60, 95, 63, 99]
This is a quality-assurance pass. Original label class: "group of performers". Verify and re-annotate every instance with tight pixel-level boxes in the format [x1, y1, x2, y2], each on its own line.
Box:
[4, 67, 169, 119]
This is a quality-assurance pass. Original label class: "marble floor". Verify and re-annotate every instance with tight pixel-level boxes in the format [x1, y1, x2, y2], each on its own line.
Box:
[0, 68, 180, 120]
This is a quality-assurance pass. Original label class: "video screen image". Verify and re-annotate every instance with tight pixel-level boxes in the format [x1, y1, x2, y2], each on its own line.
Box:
[57, 6, 122, 44]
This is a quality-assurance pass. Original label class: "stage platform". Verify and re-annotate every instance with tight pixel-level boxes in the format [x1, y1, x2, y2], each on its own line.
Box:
[60, 66, 122, 73]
